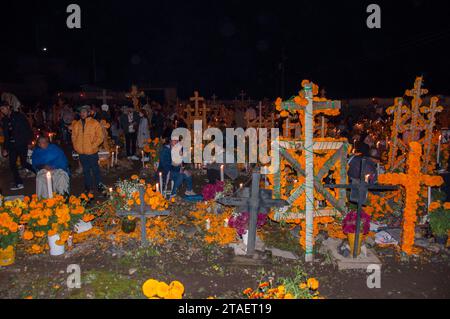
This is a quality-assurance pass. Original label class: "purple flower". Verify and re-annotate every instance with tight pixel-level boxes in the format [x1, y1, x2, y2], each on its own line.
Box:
[228, 212, 267, 236]
[202, 181, 225, 201]
[342, 210, 371, 235]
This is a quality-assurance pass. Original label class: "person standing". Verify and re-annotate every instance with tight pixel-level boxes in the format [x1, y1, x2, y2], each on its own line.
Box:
[137, 110, 150, 149]
[120, 106, 140, 160]
[71, 105, 105, 193]
[0, 103, 35, 190]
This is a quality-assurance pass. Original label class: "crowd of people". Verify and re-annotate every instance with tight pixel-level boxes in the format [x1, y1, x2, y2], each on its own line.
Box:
[0, 96, 447, 201]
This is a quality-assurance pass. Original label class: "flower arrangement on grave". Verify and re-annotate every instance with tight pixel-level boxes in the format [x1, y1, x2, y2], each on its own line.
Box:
[1, 194, 91, 255]
[201, 180, 225, 201]
[428, 201, 450, 245]
[243, 272, 321, 299]
[142, 279, 185, 299]
[190, 202, 237, 246]
[0, 199, 23, 265]
[112, 176, 169, 232]
[142, 138, 161, 167]
[23, 194, 91, 253]
[341, 210, 371, 256]
[228, 212, 267, 237]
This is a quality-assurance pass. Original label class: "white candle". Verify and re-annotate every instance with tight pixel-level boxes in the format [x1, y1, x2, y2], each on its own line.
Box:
[365, 174, 370, 183]
[156, 183, 160, 193]
[240, 183, 244, 189]
[220, 165, 224, 181]
[224, 218, 229, 227]
[111, 152, 115, 167]
[437, 135, 442, 165]
[115, 146, 119, 164]
[159, 172, 163, 189]
[109, 187, 113, 200]
[206, 219, 211, 230]
[46, 171, 53, 198]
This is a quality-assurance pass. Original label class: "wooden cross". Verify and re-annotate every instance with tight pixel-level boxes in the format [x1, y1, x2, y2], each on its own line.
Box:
[116, 186, 169, 246]
[125, 85, 145, 111]
[279, 83, 341, 262]
[378, 142, 443, 255]
[190, 91, 204, 116]
[217, 171, 288, 255]
[239, 90, 246, 103]
[211, 94, 218, 105]
[405, 76, 428, 142]
[325, 159, 397, 258]
[421, 96, 443, 172]
[96, 89, 113, 105]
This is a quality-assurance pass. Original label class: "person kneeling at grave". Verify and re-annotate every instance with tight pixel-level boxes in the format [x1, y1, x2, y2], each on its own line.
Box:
[32, 135, 70, 197]
[158, 136, 196, 198]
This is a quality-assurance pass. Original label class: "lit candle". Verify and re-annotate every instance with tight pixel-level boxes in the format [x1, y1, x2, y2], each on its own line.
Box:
[220, 165, 224, 181]
[206, 219, 211, 230]
[365, 174, 370, 183]
[224, 218, 229, 227]
[109, 187, 113, 200]
[156, 183, 160, 193]
[437, 135, 442, 165]
[240, 183, 243, 189]
[46, 171, 53, 198]
[159, 172, 163, 189]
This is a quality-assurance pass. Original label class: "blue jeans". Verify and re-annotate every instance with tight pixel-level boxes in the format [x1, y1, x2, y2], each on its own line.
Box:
[171, 170, 193, 195]
[79, 154, 102, 191]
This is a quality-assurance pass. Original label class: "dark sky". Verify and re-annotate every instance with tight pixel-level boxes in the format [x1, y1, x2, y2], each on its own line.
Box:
[1, 0, 449, 99]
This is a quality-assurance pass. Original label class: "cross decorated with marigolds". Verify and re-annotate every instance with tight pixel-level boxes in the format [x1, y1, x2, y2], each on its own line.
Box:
[379, 142, 443, 255]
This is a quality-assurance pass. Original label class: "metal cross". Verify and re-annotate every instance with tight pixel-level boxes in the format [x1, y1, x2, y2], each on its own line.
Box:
[116, 186, 169, 246]
[324, 159, 397, 258]
[217, 171, 288, 255]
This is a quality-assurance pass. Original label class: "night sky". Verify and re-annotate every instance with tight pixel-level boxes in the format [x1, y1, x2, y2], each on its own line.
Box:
[1, 0, 449, 99]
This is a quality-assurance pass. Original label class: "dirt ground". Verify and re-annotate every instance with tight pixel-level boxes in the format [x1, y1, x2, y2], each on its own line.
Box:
[0, 148, 449, 299]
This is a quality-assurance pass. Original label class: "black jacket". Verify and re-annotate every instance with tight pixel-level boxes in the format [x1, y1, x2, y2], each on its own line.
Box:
[1, 111, 33, 150]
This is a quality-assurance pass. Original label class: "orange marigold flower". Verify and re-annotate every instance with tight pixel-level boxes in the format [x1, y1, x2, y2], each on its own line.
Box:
[23, 231, 34, 240]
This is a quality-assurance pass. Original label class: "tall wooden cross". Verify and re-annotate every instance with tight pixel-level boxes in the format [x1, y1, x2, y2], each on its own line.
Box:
[125, 85, 145, 111]
[116, 186, 169, 246]
[217, 171, 288, 255]
[190, 91, 204, 116]
[96, 89, 113, 105]
[405, 76, 428, 142]
[325, 159, 398, 258]
[239, 90, 246, 103]
[279, 83, 341, 262]
[211, 94, 218, 105]
[421, 97, 443, 172]
[378, 142, 443, 255]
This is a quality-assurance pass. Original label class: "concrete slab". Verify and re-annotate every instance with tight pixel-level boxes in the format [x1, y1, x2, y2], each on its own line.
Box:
[322, 238, 382, 270]
[266, 247, 299, 260]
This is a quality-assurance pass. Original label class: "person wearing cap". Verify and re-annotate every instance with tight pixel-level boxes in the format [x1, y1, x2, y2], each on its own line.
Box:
[0, 103, 35, 190]
[158, 136, 196, 198]
[119, 105, 140, 160]
[71, 105, 105, 193]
